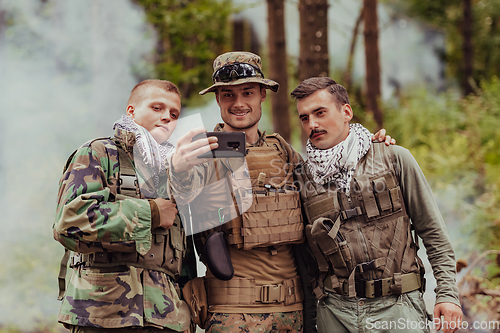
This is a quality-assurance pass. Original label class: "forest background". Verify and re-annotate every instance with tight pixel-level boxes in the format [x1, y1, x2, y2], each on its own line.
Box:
[0, 0, 499, 331]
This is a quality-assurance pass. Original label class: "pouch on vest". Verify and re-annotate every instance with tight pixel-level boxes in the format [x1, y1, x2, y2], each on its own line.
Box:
[182, 277, 209, 329]
[311, 213, 353, 276]
[203, 231, 234, 281]
[222, 134, 305, 250]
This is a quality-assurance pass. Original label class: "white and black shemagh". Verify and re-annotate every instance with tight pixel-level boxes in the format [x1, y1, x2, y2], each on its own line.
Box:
[306, 123, 372, 193]
[113, 115, 175, 194]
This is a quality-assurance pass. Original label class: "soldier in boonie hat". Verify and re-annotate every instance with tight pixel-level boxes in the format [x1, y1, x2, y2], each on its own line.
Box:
[172, 51, 309, 333]
[199, 51, 279, 95]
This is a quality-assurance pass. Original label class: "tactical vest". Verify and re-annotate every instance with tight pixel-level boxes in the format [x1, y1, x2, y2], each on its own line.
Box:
[189, 134, 305, 308]
[58, 138, 186, 300]
[195, 134, 304, 250]
[304, 143, 424, 299]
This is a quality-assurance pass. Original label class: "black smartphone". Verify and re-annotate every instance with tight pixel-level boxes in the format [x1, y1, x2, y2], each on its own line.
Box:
[192, 132, 246, 158]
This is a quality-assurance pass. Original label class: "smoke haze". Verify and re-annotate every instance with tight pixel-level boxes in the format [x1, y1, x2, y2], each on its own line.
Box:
[0, 0, 155, 328]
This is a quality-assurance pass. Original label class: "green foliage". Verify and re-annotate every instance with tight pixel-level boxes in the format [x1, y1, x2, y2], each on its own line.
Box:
[383, 77, 500, 255]
[386, 0, 500, 91]
[133, 0, 235, 105]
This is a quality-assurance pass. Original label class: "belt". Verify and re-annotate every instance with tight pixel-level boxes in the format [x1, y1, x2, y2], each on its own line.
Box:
[324, 272, 421, 298]
[69, 252, 177, 279]
[206, 276, 304, 306]
[70, 252, 138, 268]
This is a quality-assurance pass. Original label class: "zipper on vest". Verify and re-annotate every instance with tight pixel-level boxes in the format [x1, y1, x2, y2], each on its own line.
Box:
[356, 221, 371, 264]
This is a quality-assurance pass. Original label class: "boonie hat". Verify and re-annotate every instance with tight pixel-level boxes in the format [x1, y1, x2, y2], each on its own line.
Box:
[199, 51, 279, 95]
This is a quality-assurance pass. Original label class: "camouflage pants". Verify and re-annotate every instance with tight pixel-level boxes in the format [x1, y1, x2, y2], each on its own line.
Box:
[67, 325, 180, 332]
[205, 310, 303, 333]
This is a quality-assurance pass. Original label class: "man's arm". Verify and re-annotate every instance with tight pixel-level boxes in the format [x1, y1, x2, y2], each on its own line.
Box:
[393, 146, 462, 332]
[53, 140, 161, 255]
[168, 128, 219, 204]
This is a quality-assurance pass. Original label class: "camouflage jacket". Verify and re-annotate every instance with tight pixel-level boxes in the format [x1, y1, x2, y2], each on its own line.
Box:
[53, 128, 191, 330]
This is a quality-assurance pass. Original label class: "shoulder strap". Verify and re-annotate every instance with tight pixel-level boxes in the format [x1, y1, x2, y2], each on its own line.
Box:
[265, 133, 296, 188]
[114, 141, 140, 198]
[265, 133, 290, 161]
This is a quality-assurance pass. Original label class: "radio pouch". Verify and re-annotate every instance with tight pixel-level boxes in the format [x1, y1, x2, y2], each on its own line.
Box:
[182, 277, 209, 329]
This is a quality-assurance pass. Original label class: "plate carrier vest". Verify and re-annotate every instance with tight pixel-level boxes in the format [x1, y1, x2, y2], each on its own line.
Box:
[192, 134, 305, 307]
[195, 134, 305, 250]
[57, 138, 186, 300]
[303, 143, 425, 300]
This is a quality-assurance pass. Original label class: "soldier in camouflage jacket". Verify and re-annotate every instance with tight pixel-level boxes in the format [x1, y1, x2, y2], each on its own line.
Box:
[53, 80, 193, 331]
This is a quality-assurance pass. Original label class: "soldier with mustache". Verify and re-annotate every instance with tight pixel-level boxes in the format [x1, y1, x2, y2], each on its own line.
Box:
[292, 77, 462, 333]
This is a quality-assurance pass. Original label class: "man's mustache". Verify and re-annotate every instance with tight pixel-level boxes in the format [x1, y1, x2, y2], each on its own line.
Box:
[309, 129, 327, 139]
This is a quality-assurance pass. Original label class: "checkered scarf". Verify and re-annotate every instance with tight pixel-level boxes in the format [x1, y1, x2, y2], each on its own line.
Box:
[113, 115, 175, 192]
[306, 123, 372, 192]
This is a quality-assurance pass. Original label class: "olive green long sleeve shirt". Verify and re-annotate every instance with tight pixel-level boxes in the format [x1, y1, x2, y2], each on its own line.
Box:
[298, 144, 460, 307]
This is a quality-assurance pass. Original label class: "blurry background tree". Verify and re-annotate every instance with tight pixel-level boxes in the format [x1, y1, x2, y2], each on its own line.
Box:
[343, 5, 364, 92]
[267, 0, 291, 142]
[231, 18, 260, 54]
[133, 0, 234, 105]
[385, 0, 500, 96]
[298, 0, 329, 146]
[363, 0, 383, 129]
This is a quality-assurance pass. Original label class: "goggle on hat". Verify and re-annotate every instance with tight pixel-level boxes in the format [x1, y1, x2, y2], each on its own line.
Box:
[199, 51, 279, 95]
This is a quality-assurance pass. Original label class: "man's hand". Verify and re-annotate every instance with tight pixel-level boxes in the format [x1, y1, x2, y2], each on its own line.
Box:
[171, 127, 218, 173]
[372, 128, 396, 146]
[153, 198, 178, 229]
[434, 302, 463, 333]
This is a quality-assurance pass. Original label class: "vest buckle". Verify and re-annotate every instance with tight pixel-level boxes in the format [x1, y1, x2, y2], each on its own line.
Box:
[341, 207, 362, 220]
[260, 284, 283, 303]
[359, 259, 377, 272]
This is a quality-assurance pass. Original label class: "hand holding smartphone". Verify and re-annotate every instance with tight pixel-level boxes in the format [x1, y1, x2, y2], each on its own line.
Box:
[192, 132, 246, 158]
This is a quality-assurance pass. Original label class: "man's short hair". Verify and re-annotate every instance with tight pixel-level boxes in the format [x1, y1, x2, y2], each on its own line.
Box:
[127, 79, 181, 106]
[290, 77, 350, 108]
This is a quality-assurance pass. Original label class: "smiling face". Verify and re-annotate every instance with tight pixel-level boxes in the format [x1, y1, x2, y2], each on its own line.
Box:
[126, 86, 181, 143]
[215, 82, 266, 137]
[297, 88, 353, 149]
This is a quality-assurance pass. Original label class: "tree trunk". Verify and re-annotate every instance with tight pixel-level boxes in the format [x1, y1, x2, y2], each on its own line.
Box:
[250, 24, 260, 55]
[462, 0, 473, 95]
[298, 0, 329, 81]
[233, 19, 245, 51]
[343, 6, 364, 90]
[363, 0, 383, 129]
[267, 0, 290, 142]
[298, 0, 329, 147]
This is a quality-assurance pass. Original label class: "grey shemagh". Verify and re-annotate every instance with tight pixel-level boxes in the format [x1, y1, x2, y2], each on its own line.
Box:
[306, 123, 372, 193]
[113, 115, 175, 191]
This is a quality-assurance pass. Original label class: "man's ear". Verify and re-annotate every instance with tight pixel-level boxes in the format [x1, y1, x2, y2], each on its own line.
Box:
[215, 90, 221, 107]
[126, 105, 135, 118]
[260, 87, 267, 103]
[343, 104, 353, 122]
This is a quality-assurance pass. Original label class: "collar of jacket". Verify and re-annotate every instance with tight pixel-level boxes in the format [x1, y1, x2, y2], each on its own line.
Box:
[113, 127, 136, 155]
